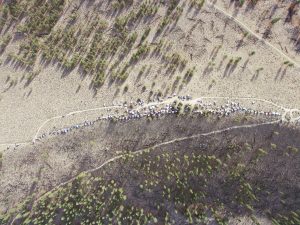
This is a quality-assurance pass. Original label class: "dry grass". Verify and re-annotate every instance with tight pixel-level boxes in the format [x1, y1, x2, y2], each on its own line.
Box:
[1, 114, 299, 224]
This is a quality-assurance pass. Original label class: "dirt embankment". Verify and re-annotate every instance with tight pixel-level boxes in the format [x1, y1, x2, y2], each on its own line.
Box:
[0, 113, 265, 212]
[1, 113, 299, 224]
[1, 0, 300, 145]
[1, 114, 299, 222]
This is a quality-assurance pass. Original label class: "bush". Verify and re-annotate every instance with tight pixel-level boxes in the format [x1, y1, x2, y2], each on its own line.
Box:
[0, 34, 12, 49]
[131, 43, 150, 62]
[190, 0, 205, 9]
[140, 27, 151, 43]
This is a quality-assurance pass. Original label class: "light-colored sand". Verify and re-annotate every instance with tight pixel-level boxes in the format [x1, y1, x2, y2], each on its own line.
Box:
[1, 2, 299, 223]
[1, 0, 300, 146]
[216, 0, 300, 62]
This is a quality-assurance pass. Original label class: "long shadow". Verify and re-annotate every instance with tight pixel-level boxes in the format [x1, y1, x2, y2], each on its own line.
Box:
[135, 70, 144, 83]
[262, 25, 272, 39]
[97, 123, 300, 223]
[75, 84, 81, 93]
[203, 64, 214, 76]
[209, 47, 217, 59]
[245, 0, 258, 13]
[280, 67, 287, 80]
[0, 47, 5, 56]
[61, 66, 75, 78]
[251, 71, 260, 81]
[185, 2, 195, 17]
[236, 38, 245, 50]
[2, 20, 15, 36]
[4, 55, 32, 73]
[296, 39, 300, 54]
[241, 58, 249, 72]
[285, 2, 299, 23]
[268, 4, 278, 20]
[223, 62, 231, 77]
[12, 32, 25, 43]
[274, 66, 282, 81]
[228, 62, 238, 74]
[217, 56, 227, 71]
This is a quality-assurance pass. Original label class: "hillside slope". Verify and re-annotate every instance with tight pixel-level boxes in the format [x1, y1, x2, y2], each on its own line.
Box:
[0, 1, 300, 225]
[1, 114, 300, 224]
[0, 0, 300, 144]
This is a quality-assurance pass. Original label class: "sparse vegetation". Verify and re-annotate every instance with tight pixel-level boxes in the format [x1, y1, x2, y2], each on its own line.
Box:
[271, 17, 281, 25]
[0, 34, 12, 49]
[0, 2, 300, 224]
[184, 66, 196, 82]
[190, 0, 205, 9]
[2, 118, 299, 224]
[124, 84, 129, 92]
[0, 0, 193, 89]
[0, 152, 2, 168]
[140, 27, 151, 43]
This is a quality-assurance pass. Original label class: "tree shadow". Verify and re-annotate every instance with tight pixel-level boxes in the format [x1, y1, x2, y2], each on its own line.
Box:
[27, 88, 33, 97]
[75, 84, 81, 93]
[241, 59, 249, 72]
[268, 4, 278, 20]
[236, 37, 245, 50]
[135, 70, 144, 83]
[202, 63, 214, 76]
[5, 75, 11, 84]
[228, 63, 238, 74]
[172, 78, 180, 93]
[274, 67, 282, 81]
[280, 67, 287, 80]
[60, 66, 75, 78]
[285, 2, 299, 23]
[4, 55, 33, 73]
[223, 62, 232, 78]
[3, 80, 16, 92]
[217, 56, 227, 71]
[12, 32, 25, 43]
[262, 24, 272, 39]
[251, 70, 260, 81]
[209, 47, 217, 59]
[24, 71, 39, 88]
[0, 47, 5, 56]
[245, 0, 258, 13]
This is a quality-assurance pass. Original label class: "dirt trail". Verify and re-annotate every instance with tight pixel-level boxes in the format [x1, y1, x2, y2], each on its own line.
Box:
[206, 1, 300, 67]
[10, 119, 279, 225]
[1, 95, 298, 151]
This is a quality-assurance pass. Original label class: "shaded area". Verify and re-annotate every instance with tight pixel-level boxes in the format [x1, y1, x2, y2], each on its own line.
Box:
[1, 114, 299, 225]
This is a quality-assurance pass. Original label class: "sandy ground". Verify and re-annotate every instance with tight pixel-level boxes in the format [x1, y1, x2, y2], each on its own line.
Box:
[0, 1, 299, 223]
[0, 114, 287, 210]
[0, 0, 300, 145]
[1, 114, 299, 223]
[216, 0, 300, 62]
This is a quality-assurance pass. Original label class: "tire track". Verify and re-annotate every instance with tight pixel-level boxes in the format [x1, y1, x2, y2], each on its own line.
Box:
[8, 119, 279, 225]
[206, 1, 300, 68]
[1, 95, 297, 149]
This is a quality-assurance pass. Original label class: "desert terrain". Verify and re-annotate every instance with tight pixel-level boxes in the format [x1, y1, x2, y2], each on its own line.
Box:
[0, 0, 300, 224]
[0, 0, 300, 145]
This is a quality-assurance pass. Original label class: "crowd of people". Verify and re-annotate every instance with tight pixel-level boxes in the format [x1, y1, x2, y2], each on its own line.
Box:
[33, 95, 283, 143]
